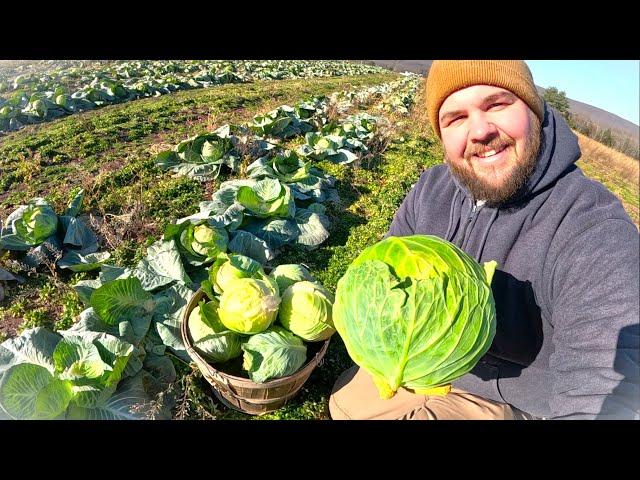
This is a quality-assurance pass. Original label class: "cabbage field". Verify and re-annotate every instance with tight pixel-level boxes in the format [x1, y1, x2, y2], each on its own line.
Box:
[0, 60, 387, 134]
[0, 60, 444, 419]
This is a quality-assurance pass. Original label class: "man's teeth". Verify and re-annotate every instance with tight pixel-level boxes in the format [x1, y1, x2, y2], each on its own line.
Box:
[478, 149, 497, 158]
[477, 150, 502, 158]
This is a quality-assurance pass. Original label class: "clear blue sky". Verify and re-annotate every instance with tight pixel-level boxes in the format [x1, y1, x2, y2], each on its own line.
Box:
[525, 60, 639, 126]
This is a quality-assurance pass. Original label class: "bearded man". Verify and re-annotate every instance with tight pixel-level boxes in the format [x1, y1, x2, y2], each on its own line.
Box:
[329, 60, 640, 420]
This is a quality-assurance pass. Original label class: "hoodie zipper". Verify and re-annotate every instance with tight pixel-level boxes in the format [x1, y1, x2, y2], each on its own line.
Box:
[460, 202, 482, 250]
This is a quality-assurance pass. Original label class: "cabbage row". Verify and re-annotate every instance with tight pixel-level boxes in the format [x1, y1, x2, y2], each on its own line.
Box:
[0, 60, 388, 133]
[153, 77, 420, 263]
[154, 78, 414, 181]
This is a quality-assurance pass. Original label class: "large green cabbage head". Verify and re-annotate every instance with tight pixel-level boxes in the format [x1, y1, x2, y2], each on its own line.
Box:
[333, 235, 497, 399]
[188, 299, 243, 363]
[278, 281, 335, 341]
[269, 263, 315, 293]
[209, 253, 266, 295]
[218, 278, 280, 334]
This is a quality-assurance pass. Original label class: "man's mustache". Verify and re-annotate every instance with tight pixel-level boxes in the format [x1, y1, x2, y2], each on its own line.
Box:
[464, 136, 515, 160]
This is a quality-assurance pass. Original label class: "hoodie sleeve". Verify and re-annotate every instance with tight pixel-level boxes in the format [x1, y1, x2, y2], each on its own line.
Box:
[547, 218, 640, 419]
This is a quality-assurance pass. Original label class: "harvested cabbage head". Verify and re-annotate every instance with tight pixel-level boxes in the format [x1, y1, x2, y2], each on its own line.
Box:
[209, 253, 265, 294]
[269, 263, 315, 293]
[333, 235, 497, 399]
[188, 299, 243, 363]
[241, 326, 307, 383]
[218, 278, 280, 334]
[278, 281, 335, 341]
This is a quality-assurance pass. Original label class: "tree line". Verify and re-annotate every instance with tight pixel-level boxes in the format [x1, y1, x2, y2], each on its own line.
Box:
[543, 87, 639, 160]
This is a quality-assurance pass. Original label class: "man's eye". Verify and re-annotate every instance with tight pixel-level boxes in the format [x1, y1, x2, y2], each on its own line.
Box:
[489, 103, 506, 110]
[449, 116, 465, 124]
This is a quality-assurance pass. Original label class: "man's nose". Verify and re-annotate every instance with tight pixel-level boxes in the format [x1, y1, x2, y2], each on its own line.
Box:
[468, 112, 498, 143]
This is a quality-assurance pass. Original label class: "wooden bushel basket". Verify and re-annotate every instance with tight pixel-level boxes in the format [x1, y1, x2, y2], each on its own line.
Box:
[181, 288, 331, 416]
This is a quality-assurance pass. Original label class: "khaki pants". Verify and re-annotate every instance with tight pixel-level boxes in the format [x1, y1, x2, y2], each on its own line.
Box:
[329, 366, 531, 420]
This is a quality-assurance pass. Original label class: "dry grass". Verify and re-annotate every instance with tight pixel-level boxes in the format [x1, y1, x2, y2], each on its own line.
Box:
[576, 132, 640, 183]
[575, 131, 639, 227]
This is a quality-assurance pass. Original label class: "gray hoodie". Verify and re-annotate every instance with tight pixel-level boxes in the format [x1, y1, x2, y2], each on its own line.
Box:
[386, 102, 640, 419]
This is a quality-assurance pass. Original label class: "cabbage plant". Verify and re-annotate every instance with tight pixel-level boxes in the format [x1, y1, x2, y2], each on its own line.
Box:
[0, 330, 133, 420]
[0, 191, 110, 272]
[5, 200, 58, 248]
[0, 273, 190, 420]
[211, 178, 330, 259]
[236, 178, 295, 219]
[154, 125, 241, 181]
[249, 105, 313, 139]
[163, 219, 229, 267]
[246, 151, 338, 204]
[246, 150, 311, 183]
[297, 132, 358, 164]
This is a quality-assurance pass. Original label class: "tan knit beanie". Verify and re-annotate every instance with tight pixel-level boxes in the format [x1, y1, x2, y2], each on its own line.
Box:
[426, 60, 544, 138]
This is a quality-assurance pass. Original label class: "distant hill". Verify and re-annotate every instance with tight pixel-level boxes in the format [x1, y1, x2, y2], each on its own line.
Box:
[360, 60, 639, 148]
[551, 91, 638, 144]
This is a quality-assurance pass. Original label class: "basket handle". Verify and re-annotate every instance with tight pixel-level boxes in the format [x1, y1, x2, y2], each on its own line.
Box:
[208, 369, 231, 388]
[206, 372, 250, 403]
[206, 370, 250, 403]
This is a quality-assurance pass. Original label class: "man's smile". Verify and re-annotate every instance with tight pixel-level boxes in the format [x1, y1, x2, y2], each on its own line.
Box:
[470, 145, 509, 166]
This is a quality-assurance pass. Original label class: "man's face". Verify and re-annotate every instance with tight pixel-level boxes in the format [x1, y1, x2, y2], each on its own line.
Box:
[439, 85, 542, 205]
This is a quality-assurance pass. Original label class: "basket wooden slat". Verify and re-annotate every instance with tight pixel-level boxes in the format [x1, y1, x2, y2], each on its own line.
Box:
[181, 288, 330, 415]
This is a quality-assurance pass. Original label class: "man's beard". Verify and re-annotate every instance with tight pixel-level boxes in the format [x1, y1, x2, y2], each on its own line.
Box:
[446, 114, 542, 206]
